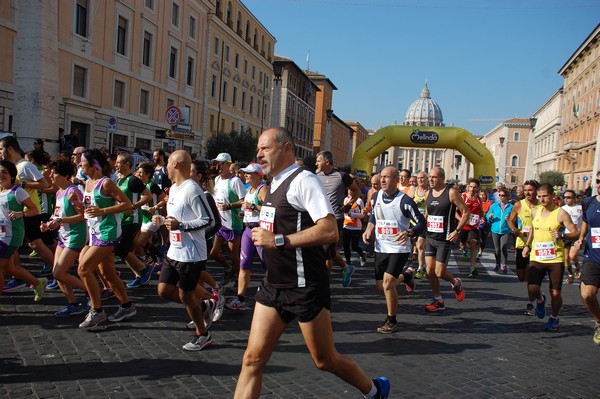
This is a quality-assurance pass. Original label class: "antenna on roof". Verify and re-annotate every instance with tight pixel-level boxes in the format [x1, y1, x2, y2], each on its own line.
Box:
[306, 50, 310, 70]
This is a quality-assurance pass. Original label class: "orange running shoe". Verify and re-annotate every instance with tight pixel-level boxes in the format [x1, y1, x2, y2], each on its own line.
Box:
[452, 278, 465, 302]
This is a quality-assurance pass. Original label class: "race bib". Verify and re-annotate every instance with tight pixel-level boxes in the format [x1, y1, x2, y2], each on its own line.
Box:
[534, 241, 557, 261]
[427, 215, 444, 233]
[259, 205, 276, 232]
[468, 214, 480, 226]
[169, 230, 183, 248]
[83, 194, 93, 220]
[591, 228, 600, 249]
[376, 220, 399, 241]
[53, 206, 60, 217]
[522, 226, 531, 239]
[0, 219, 6, 240]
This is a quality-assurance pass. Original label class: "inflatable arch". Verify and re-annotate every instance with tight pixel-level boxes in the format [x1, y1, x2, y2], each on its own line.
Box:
[351, 126, 496, 188]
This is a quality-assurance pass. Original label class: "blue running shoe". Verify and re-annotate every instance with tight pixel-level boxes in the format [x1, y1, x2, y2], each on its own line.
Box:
[3, 279, 28, 293]
[535, 294, 546, 319]
[35, 264, 53, 277]
[342, 264, 355, 288]
[139, 264, 155, 285]
[373, 376, 390, 399]
[55, 303, 86, 317]
[544, 316, 560, 331]
[46, 279, 59, 290]
[126, 276, 143, 288]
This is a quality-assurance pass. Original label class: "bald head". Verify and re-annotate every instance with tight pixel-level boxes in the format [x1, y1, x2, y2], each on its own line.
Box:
[168, 150, 192, 182]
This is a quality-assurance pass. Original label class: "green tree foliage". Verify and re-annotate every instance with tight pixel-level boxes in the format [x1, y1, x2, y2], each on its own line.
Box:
[539, 170, 565, 187]
[205, 128, 258, 164]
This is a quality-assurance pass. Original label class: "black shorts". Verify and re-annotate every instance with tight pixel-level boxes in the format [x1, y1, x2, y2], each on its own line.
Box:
[159, 257, 206, 291]
[459, 229, 480, 243]
[528, 261, 564, 291]
[114, 223, 140, 259]
[374, 252, 410, 280]
[515, 248, 530, 270]
[255, 280, 331, 324]
[581, 261, 600, 287]
[24, 214, 44, 242]
[425, 238, 452, 264]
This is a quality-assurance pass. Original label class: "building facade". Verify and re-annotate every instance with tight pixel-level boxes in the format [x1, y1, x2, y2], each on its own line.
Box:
[527, 88, 562, 181]
[558, 23, 600, 191]
[271, 56, 317, 160]
[204, 0, 275, 144]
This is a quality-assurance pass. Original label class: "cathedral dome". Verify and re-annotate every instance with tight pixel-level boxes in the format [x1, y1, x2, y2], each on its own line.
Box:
[404, 83, 444, 127]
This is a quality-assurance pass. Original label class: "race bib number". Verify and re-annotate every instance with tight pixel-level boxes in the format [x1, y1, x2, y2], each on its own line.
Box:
[259, 205, 276, 232]
[83, 194, 93, 220]
[0, 219, 6, 240]
[522, 226, 531, 239]
[591, 228, 600, 249]
[53, 206, 60, 217]
[534, 241, 557, 261]
[468, 214, 480, 226]
[169, 230, 183, 248]
[427, 215, 444, 233]
[376, 220, 399, 241]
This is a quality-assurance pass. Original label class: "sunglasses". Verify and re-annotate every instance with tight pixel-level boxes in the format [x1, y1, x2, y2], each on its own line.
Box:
[498, 194, 507, 197]
[564, 196, 574, 199]
[597, 179, 600, 184]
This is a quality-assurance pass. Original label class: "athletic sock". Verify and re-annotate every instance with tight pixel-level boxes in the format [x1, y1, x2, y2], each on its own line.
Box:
[238, 295, 245, 302]
[365, 381, 378, 398]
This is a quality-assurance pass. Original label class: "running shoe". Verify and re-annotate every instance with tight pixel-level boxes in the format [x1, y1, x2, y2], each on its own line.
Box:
[46, 279, 59, 290]
[594, 322, 600, 345]
[565, 276, 574, 285]
[524, 303, 535, 316]
[225, 297, 247, 311]
[108, 304, 137, 322]
[139, 264, 155, 285]
[182, 332, 212, 351]
[535, 294, 546, 319]
[468, 267, 478, 278]
[372, 377, 390, 399]
[425, 299, 446, 312]
[35, 264, 53, 277]
[574, 265, 582, 280]
[3, 279, 28, 293]
[452, 278, 465, 302]
[543, 316, 560, 331]
[415, 269, 427, 279]
[477, 252, 482, 259]
[100, 288, 115, 300]
[55, 303, 86, 317]
[376, 319, 398, 334]
[404, 269, 416, 293]
[203, 299, 214, 330]
[33, 277, 47, 302]
[212, 290, 225, 322]
[501, 264, 508, 275]
[79, 309, 108, 330]
[126, 276, 143, 288]
[186, 321, 196, 330]
[342, 264, 355, 288]
[462, 249, 469, 258]
[29, 249, 38, 257]
[360, 254, 367, 267]
[494, 264, 500, 272]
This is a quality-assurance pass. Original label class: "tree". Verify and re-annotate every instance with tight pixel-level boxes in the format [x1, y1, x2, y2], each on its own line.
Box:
[205, 127, 258, 164]
[539, 170, 565, 187]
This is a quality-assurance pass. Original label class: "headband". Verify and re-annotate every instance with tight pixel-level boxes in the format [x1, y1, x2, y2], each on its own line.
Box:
[81, 153, 102, 171]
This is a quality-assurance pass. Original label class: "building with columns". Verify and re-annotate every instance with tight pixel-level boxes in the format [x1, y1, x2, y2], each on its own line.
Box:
[557, 23, 600, 192]
[270, 56, 318, 160]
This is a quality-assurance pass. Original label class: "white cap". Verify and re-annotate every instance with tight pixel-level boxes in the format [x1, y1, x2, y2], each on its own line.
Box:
[211, 152, 232, 163]
[241, 163, 264, 176]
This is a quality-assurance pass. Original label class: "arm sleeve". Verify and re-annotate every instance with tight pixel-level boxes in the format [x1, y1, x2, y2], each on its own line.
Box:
[180, 189, 215, 232]
[128, 176, 146, 193]
[368, 192, 379, 224]
[341, 172, 354, 188]
[204, 192, 221, 238]
[400, 195, 426, 235]
[150, 183, 162, 196]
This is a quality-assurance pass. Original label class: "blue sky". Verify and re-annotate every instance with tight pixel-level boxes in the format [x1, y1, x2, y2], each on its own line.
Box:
[245, 0, 599, 136]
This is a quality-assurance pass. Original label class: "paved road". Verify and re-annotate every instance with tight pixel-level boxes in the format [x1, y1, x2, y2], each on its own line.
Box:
[1, 247, 599, 398]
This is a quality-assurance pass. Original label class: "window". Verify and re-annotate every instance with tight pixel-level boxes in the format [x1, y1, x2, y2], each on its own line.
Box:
[222, 81, 228, 102]
[142, 31, 152, 67]
[244, 59, 248, 74]
[214, 37, 219, 55]
[114, 80, 125, 108]
[166, 98, 174, 107]
[511, 155, 519, 167]
[241, 91, 246, 111]
[514, 131, 520, 141]
[232, 87, 237, 107]
[116, 16, 128, 55]
[234, 53, 239, 68]
[172, 3, 180, 27]
[510, 175, 518, 184]
[258, 100, 261, 118]
[73, 65, 87, 97]
[252, 65, 255, 80]
[139, 89, 149, 115]
[211, 75, 217, 97]
[186, 57, 194, 86]
[210, 115, 215, 132]
[75, 0, 88, 38]
[144, 0, 154, 10]
[136, 137, 151, 151]
[169, 47, 177, 78]
[225, 46, 230, 63]
[249, 95, 254, 114]
[189, 16, 196, 39]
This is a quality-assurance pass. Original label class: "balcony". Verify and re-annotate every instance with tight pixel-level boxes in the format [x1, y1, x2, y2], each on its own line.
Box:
[563, 141, 579, 152]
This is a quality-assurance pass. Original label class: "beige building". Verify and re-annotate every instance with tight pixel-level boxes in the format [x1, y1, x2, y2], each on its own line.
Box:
[204, 0, 275, 143]
[526, 88, 562, 181]
[345, 120, 370, 171]
[482, 118, 534, 187]
[558, 23, 600, 191]
[271, 56, 318, 160]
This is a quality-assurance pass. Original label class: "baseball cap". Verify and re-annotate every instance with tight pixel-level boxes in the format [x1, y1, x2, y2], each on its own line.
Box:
[34, 138, 43, 145]
[241, 163, 264, 176]
[211, 152, 232, 163]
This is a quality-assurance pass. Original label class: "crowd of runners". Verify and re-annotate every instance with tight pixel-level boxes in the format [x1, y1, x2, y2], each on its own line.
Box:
[2, 128, 600, 398]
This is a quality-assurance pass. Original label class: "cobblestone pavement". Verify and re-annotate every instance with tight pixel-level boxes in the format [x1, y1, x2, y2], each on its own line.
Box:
[1, 247, 599, 398]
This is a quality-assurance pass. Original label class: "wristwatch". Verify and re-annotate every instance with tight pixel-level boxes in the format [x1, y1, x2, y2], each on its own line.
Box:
[274, 234, 285, 248]
[250, 203, 256, 211]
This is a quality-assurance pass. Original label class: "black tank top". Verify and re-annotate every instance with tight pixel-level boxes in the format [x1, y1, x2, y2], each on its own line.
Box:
[261, 167, 328, 288]
[425, 186, 457, 241]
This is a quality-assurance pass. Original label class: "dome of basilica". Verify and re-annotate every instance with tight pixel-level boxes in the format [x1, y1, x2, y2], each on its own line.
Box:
[404, 83, 444, 127]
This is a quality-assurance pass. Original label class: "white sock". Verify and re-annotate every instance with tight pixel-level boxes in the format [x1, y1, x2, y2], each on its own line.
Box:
[364, 381, 378, 398]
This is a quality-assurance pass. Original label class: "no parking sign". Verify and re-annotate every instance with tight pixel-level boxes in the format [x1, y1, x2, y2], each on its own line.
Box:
[165, 106, 182, 126]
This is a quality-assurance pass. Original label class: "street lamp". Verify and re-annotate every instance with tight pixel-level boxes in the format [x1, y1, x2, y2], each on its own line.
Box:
[324, 109, 333, 151]
[271, 62, 284, 127]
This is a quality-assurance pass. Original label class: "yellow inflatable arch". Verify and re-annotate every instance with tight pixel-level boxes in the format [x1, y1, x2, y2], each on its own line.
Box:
[351, 125, 496, 188]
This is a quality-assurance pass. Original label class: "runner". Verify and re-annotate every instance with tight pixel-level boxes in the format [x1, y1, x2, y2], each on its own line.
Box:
[478, 190, 492, 258]
[459, 178, 484, 278]
[561, 190, 583, 284]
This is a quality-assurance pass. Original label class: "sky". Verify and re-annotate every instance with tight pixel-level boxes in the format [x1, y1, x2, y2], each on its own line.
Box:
[244, 0, 600, 136]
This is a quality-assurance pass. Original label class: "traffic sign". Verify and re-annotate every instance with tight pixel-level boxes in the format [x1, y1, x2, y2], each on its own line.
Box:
[173, 123, 192, 132]
[165, 106, 182, 125]
[107, 116, 118, 133]
[583, 175, 589, 182]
